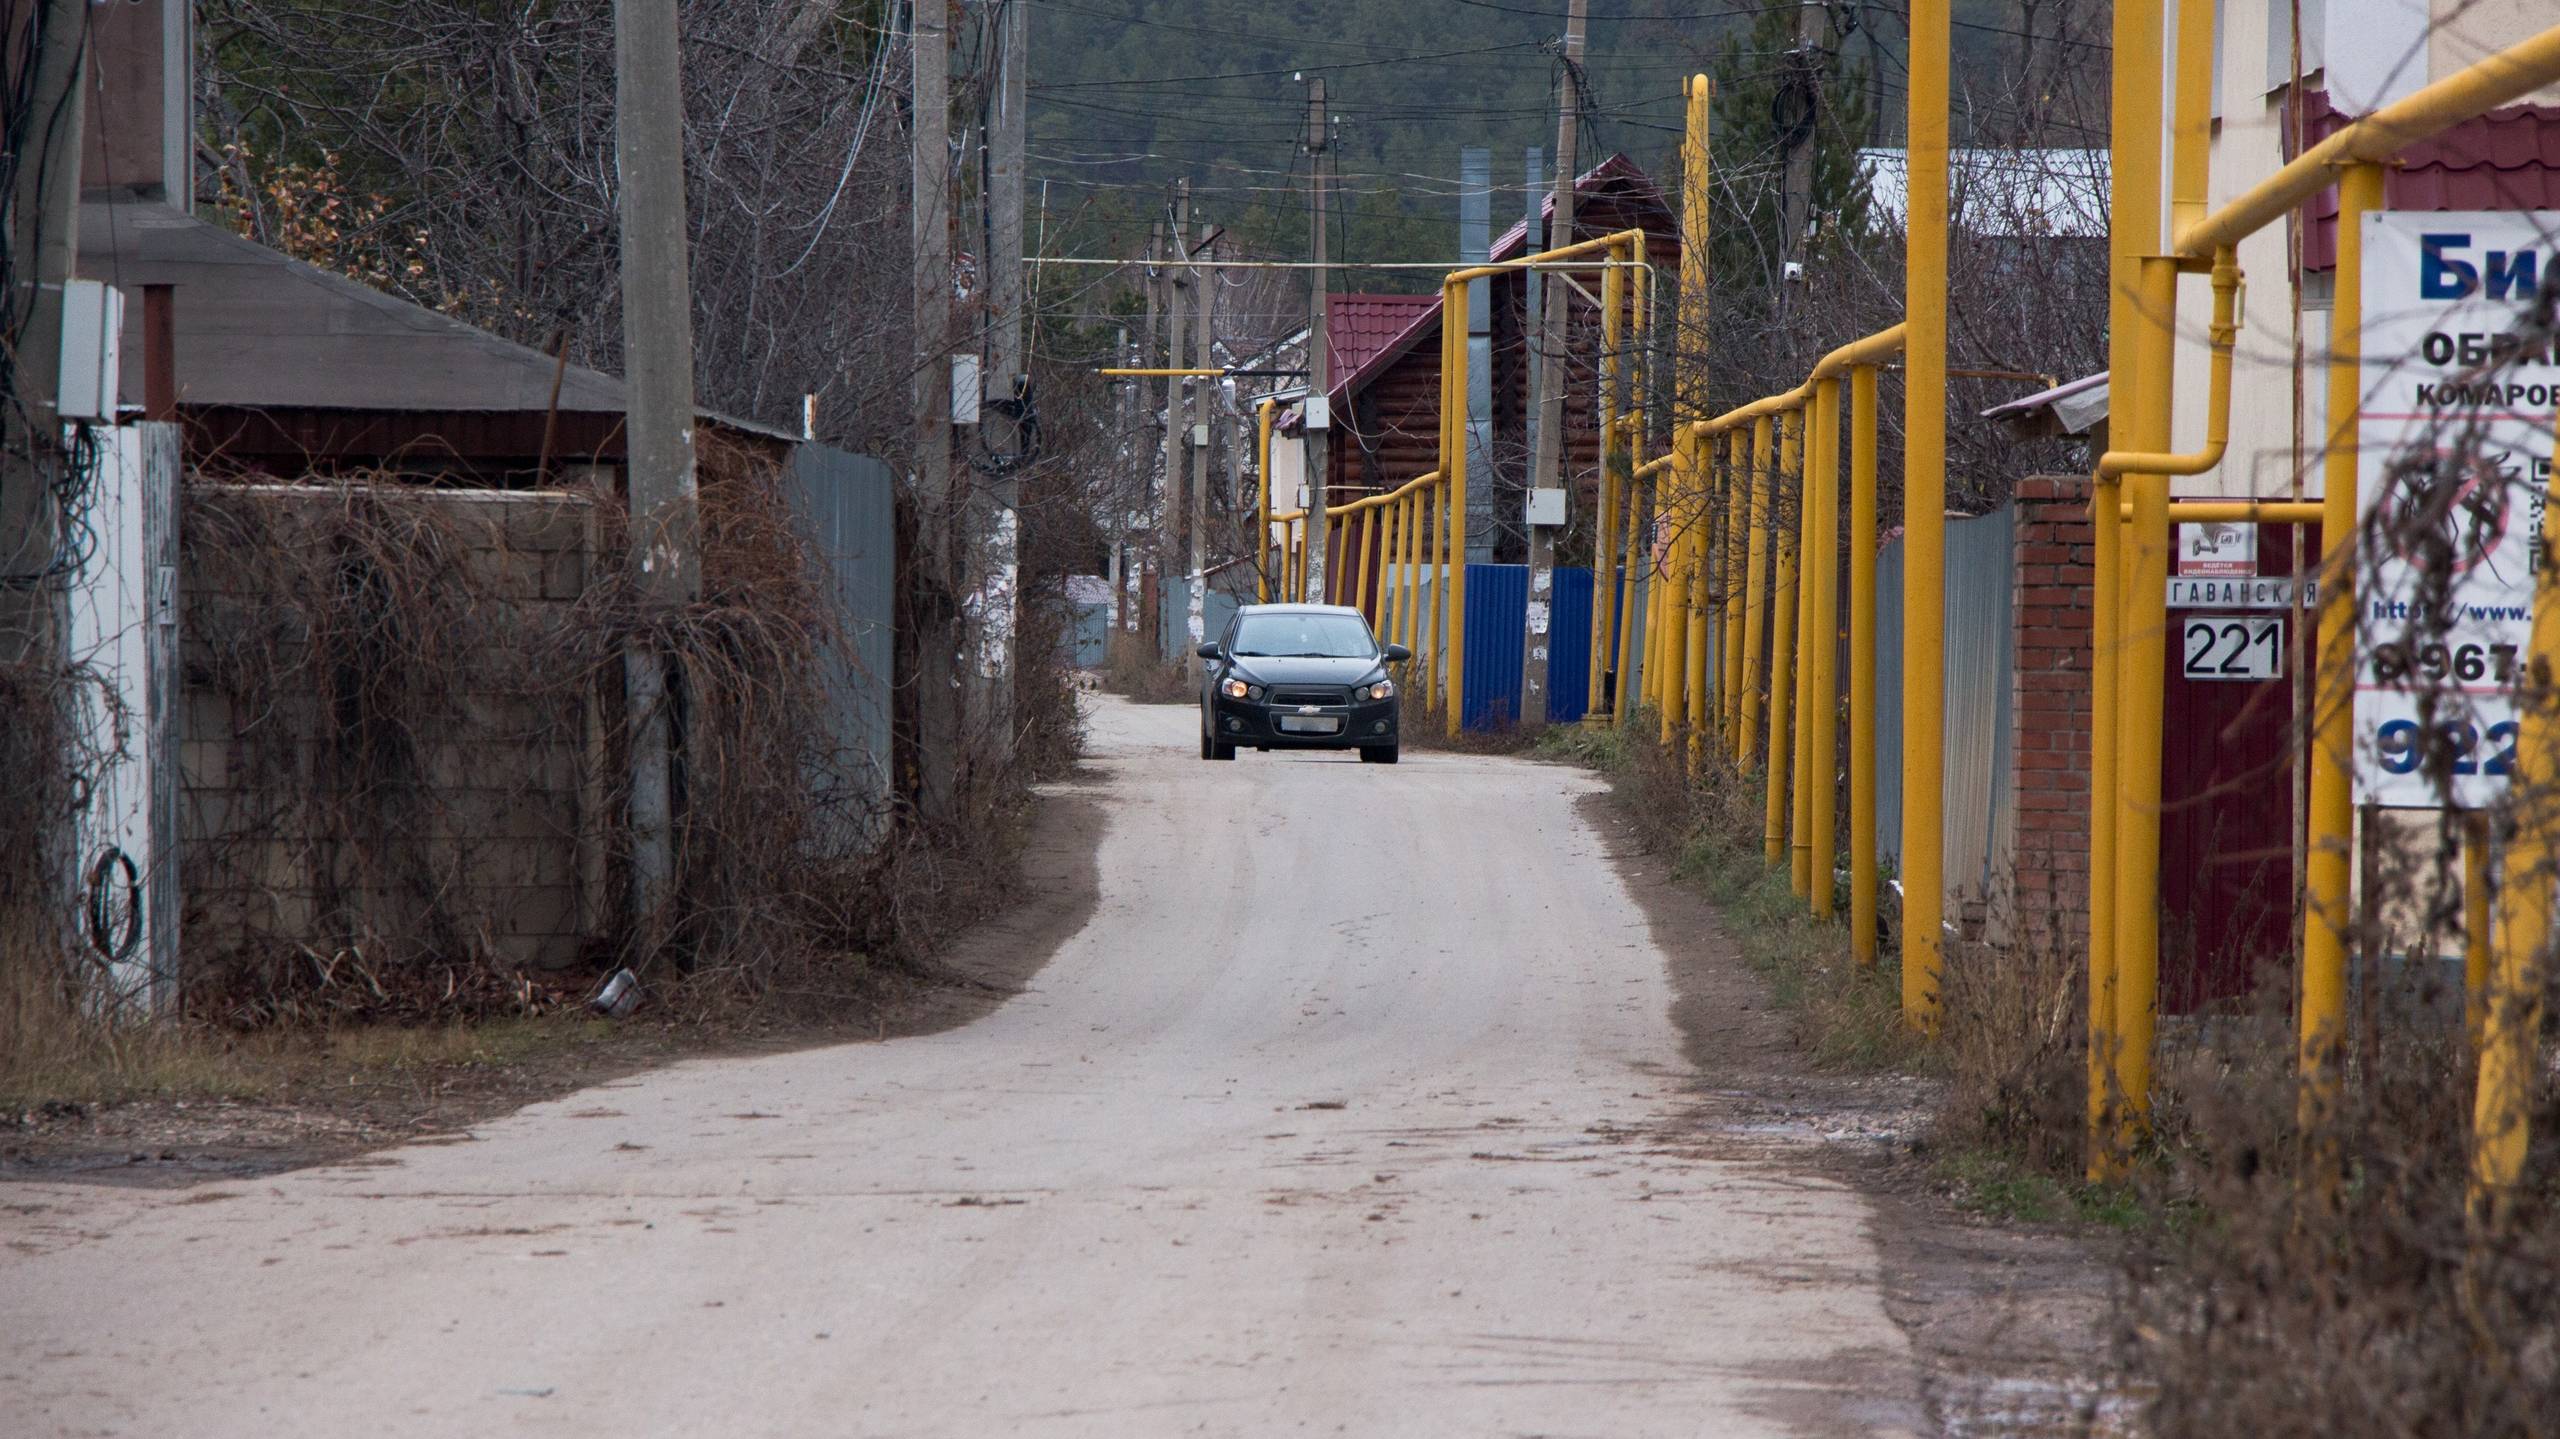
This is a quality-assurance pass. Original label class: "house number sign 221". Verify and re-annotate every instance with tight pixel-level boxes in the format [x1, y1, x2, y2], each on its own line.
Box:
[2180, 614, 2283, 681]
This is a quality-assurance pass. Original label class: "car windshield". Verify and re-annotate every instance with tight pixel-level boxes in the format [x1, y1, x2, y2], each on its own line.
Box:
[1229, 612, 1377, 659]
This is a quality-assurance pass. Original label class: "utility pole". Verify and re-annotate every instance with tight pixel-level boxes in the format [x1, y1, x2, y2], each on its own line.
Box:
[613, 0, 702, 947]
[1514, 146, 1541, 564]
[1186, 224, 1214, 678]
[1777, 0, 1826, 323]
[1138, 222, 1161, 633]
[1108, 322, 1129, 632]
[2, 0, 88, 673]
[1304, 76, 1331, 605]
[1158, 181, 1190, 659]
[1521, 0, 1587, 728]
[910, 0, 960, 825]
[976, 0, 1029, 750]
[1459, 148, 1494, 562]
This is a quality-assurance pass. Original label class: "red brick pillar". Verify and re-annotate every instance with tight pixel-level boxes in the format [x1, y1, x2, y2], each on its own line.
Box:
[2009, 475, 2094, 954]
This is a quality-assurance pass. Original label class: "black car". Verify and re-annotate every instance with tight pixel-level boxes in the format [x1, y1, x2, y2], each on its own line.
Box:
[1196, 604, 1411, 764]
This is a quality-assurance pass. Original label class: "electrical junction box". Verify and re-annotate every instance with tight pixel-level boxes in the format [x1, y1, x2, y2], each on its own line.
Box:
[1302, 395, 1330, 430]
[1190, 423, 1210, 446]
[949, 354, 982, 425]
[57, 280, 123, 423]
[1525, 487, 1566, 527]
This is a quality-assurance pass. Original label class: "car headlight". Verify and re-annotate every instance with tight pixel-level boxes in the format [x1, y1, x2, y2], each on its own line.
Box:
[1357, 678, 1395, 701]
[1221, 677, 1261, 700]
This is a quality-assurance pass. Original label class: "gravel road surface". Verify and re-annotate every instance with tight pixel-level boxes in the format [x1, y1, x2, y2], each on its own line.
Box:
[4, 696, 1919, 1436]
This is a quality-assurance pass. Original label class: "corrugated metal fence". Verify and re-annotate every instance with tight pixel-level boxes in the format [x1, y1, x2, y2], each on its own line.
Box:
[1459, 564, 1610, 728]
[782, 445, 898, 846]
[1876, 507, 2016, 926]
[1157, 573, 1249, 662]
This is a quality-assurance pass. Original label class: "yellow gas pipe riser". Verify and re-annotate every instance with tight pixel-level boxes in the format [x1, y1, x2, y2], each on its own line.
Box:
[1808, 378, 1842, 920]
[1739, 416, 1774, 765]
[1900, 0, 1952, 1033]
[1848, 365, 1880, 961]
[1791, 404, 1818, 900]
[1764, 409, 1801, 869]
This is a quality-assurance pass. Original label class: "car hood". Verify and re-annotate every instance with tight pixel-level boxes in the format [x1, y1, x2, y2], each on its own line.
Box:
[1228, 655, 1382, 687]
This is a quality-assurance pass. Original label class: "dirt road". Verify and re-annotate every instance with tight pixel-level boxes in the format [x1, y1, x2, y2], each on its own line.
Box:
[4, 697, 1920, 1436]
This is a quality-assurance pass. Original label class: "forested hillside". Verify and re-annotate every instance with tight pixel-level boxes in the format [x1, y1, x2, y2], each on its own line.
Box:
[1026, 0, 2109, 271]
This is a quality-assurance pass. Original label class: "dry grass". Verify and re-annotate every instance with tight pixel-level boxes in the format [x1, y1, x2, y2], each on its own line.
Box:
[1937, 934, 2088, 1179]
[3, 988, 633, 1118]
[1401, 712, 1536, 754]
[1098, 628, 1193, 705]
[2107, 974, 2560, 1437]
[1542, 713, 1927, 1073]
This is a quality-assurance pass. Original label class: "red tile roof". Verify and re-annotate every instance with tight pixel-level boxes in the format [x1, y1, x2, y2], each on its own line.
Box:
[1277, 154, 1679, 427]
[1324, 293, 1440, 393]
[2299, 90, 2560, 271]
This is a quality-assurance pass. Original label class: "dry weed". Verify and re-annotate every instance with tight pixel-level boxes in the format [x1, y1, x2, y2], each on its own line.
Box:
[2114, 968, 2560, 1437]
[1099, 627, 1192, 705]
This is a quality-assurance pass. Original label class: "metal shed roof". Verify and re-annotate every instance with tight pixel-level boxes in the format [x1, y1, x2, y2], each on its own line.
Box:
[73, 198, 795, 442]
[76, 199, 629, 414]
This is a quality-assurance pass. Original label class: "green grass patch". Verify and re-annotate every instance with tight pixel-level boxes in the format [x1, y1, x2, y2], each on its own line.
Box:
[1932, 1145, 2153, 1228]
[1532, 718, 1632, 771]
[1689, 849, 1930, 1072]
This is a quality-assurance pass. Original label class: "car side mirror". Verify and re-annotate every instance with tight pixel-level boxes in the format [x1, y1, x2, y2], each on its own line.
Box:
[1382, 644, 1412, 664]
[1195, 642, 1221, 660]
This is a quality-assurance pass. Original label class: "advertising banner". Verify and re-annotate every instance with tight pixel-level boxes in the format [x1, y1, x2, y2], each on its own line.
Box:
[2354, 212, 2558, 808]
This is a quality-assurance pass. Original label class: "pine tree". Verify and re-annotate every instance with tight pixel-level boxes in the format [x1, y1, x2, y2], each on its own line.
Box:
[1706, 0, 1873, 300]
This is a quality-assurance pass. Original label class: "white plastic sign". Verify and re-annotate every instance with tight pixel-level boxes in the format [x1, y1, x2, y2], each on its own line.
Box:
[2353, 212, 2555, 809]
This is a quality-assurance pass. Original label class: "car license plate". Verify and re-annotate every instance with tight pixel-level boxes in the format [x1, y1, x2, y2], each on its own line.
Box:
[1278, 715, 1340, 734]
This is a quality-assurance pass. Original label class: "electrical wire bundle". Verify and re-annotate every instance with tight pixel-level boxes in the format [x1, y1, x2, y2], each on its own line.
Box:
[1, 1, 103, 592]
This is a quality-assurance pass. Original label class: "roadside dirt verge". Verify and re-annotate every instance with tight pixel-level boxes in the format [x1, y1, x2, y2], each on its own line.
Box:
[1580, 792, 2124, 1438]
[1, 785, 1106, 1190]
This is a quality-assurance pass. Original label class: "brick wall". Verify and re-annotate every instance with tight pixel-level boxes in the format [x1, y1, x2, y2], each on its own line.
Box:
[180, 485, 605, 984]
[2005, 474, 2094, 954]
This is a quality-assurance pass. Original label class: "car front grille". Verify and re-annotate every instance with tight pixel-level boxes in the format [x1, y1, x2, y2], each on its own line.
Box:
[1266, 685, 1348, 708]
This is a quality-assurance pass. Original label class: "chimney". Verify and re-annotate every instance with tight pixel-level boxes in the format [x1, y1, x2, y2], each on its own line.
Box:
[80, 0, 192, 209]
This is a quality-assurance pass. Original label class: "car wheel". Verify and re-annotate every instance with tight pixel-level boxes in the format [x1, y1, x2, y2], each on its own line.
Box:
[1210, 737, 1237, 760]
[1199, 728, 1214, 760]
[1359, 743, 1400, 765]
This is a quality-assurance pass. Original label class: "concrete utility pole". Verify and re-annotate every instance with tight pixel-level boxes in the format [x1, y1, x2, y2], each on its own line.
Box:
[612, 0, 702, 945]
[976, 0, 1029, 749]
[1304, 76, 1331, 605]
[1459, 148, 1494, 563]
[1186, 226, 1214, 678]
[1778, 0, 1825, 323]
[1, 0, 88, 672]
[1138, 222, 1161, 632]
[910, 0, 960, 825]
[1521, 0, 1587, 728]
[1514, 146, 1541, 564]
[1158, 181, 1190, 658]
[1108, 322, 1129, 632]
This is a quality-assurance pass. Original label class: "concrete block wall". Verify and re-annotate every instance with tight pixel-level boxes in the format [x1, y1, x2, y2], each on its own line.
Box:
[2006, 475, 2095, 956]
[180, 486, 606, 979]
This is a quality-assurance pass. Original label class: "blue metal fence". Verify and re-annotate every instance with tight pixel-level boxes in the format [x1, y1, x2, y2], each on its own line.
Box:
[1158, 573, 1248, 661]
[1458, 563, 1602, 729]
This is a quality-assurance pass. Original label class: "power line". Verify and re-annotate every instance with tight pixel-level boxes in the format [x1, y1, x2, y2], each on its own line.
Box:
[1029, 40, 1545, 91]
